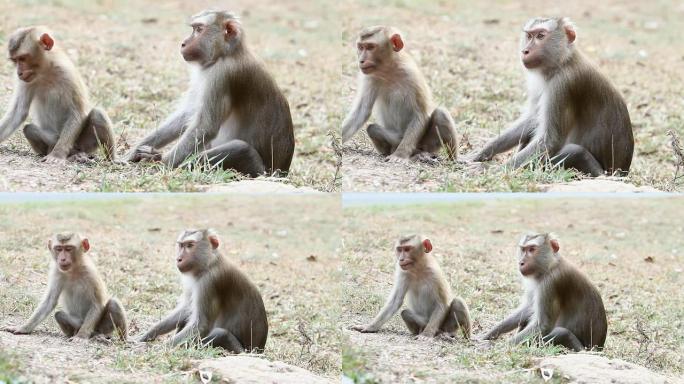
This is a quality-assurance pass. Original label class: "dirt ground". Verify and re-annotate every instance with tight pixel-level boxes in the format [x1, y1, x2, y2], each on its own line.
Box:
[0, 0, 339, 192]
[342, 197, 684, 383]
[0, 194, 342, 382]
[338, 1, 684, 192]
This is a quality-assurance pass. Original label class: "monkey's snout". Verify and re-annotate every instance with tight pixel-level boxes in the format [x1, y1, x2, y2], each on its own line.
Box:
[522, 49, 530, 55]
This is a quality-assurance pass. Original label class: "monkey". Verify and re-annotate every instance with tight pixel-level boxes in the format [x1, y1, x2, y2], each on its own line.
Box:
[0, 26, 118, 163]
[137, 229, 268, 353]
[352, 234, 471, 340]
[478, 233, 607, 351]
[4, 233, 127, 341]
[127, 10, 294, 177]
[341, 26, 458, 163]
[467, 17, 633, 176]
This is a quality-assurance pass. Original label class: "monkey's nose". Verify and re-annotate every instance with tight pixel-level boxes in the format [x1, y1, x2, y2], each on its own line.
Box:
[522, 49, 530, 55]
[181, 43, 186, 48]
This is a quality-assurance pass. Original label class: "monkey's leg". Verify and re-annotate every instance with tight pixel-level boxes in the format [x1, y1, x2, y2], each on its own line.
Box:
[201, 328, 245, 353]
[542, 327, 584, 352]
[23, 124, 57, 156]
[366, 124, 400, 156]
[95, 298, 128, 340]
[200, 139, 266, 177]
[74, 108, 117, 161]
[55, 311, 82, 337]
[400, 309, 426, 335]
[552, 143, 603, 177]
[418, 107, 458, 160]
[440, 298, 472, 339]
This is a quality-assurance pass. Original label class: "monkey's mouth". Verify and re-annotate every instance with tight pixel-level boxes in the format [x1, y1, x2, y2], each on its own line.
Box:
[58, 263, 72, 271]
[359, 64, 376, 74]
[19, 73, 36, 82]
[399, 260, 414, 270]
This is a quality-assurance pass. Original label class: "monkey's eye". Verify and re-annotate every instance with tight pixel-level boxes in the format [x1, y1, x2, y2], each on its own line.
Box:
[527, 33, 533, 40]
[194, 26, 204, 33]
[536, 33, 545, 40]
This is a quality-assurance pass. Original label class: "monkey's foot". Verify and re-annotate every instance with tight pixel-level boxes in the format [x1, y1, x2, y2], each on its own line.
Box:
[129, 145, 163, 163]
[68, 152, 96, 164]
[411, 152, 439, 165]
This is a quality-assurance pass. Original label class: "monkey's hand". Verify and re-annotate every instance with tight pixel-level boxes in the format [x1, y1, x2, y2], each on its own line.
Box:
[41, 154, 67, 164]
[351, 324, 378, 333]
[385, 154, 410, 164]
[4, 326, 30, 335]
[128, 146, 163, 163]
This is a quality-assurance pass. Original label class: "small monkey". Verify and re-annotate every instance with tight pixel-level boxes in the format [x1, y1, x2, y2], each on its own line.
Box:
[5, 233, 127, 340]
[341, 26, 458, 162]
[468, 18, 633, 176]
[479, 233, 607, 351]
[128, 10, 294, 177]
[0, 26, 117, 163]
[137, 229, 268, 353]
[352, 235, 471, 339]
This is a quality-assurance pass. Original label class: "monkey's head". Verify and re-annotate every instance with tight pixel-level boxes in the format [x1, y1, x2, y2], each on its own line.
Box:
[48, 232, 89, 272]
[182, 10, 242, 67]
[356, 26, 404, 75]
[175, 229, 220, 274]
[516, 233, 560, 278]
[7, 26, 54, 83]
[520, 17, 576, 71]
[395, 234, 432, 271]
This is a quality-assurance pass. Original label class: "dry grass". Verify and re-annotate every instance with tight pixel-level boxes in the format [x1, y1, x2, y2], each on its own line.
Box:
[0, 194, 341, 382]
[0, 0, 339, 192]
[338, 0, 684, 192]
[342, 197, 684, 382]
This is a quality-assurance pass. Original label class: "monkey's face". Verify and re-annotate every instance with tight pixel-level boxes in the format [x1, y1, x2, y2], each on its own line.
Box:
[517, 243, 540, 276]
[176, 239, 198, 273]
[357, 40, 381, 75]
[520, 28, 549, 70]
[395, 238, 432, 270]
[181, 23, 211, 64]
[49, 237, 88, 272]
[182, 17, 240, 67]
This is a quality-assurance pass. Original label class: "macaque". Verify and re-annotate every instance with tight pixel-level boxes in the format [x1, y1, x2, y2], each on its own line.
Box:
[479, 233, 607, 351]
[352, 235, 471, 339]
[468, 17, 633, 176]
[341, 26, 458, 163]
[128, 10, 294, 177]
[4, 233, 127, 340]
[0, 26, 117, 163]
[137, 229, 268, 353]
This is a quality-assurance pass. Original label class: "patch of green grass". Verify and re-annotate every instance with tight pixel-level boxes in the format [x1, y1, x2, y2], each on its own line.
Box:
[342, 347, 379, 384]
[0, 351, 25, 384]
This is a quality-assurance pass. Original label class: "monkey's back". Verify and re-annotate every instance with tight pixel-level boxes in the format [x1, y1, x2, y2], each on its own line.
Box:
[559, 51, 634, 174]
[225, 58, 295, 174]
[210, 256, 268, 350]
[551, 259, 607, 348]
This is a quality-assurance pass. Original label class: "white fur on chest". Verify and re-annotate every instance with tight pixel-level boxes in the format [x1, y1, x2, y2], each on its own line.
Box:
[375, 85, 416, 135]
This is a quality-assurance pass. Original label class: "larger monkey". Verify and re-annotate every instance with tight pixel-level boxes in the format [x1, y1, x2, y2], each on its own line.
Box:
[137, 229, 268, 353]
[0, 27, 117, 163]
[352, 235, 471, 339]
[341, 26, 458, 162]
[128, 11, 294, 177]
[468, 18, 633, 176]
[4, 233, 127, 340]
[479, 233, 607, 351]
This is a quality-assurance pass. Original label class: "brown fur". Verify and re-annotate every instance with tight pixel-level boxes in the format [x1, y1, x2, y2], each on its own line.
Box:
[341, 26, 458, 161]
[352, 234, 470, 339]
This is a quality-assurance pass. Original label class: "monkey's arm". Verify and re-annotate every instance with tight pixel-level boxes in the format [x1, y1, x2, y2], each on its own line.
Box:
[136, 109, 191, 150]
[74, 303, 105, 339]
[15, 277, 62, 333]
[391, 115, 428, 159]
[481, 305, 533, 340]
[49, 113, 85, 159]
[161, 104, 223, 168]
[358, 277, 408, 332]
[471, 115, 536, 162]
[341, 80, 377, 143]
[138, 305, 189, 342]
[0, 89, 32, 144]
[420, 303, 448, 337]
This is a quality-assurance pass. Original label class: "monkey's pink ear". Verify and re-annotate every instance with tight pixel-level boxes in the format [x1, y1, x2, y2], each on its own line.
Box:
[422, 239, 433, 253]
[390, 34, 404, 52]
[564, 25, 576, 44]
[208, 235, 220, 249]
[550, 239, 560, 253]
[224, 20, 240, 41]
[40, 33, 54, 51]
[81, 238, 90, 252]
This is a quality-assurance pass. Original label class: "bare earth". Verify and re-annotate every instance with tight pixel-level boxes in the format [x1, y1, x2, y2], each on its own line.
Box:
[0, 194, 342, 382]
[338, 1, 684, 192]
[0, 0, 339, 192]
[342, 197, 684, 383]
